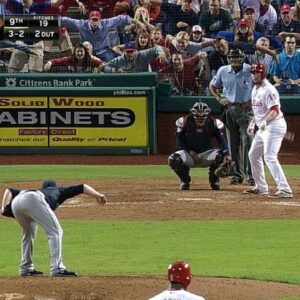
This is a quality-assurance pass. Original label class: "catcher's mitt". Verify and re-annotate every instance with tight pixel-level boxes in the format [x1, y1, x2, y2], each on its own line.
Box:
[214, 160, 237, 178]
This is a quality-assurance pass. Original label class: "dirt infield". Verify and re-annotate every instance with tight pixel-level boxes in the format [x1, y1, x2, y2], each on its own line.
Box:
[0, 155, 300, 300]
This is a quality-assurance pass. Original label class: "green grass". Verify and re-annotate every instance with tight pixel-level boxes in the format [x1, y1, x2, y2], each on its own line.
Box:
[1, 220, 300, 285]
[1, 164, 300, 288]
[277, 298, 300, 300]
[0, 164, 298, 182]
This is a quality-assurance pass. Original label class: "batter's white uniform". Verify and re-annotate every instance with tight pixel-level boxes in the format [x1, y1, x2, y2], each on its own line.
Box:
[148, 289, 206, 300]
[249, 78, 292, 194]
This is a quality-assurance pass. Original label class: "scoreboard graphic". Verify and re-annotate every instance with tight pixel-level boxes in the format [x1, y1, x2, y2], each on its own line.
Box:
[0, 15, 60, 40]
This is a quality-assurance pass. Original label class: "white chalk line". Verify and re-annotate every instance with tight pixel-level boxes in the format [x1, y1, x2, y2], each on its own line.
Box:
[60, 198, 300, 208]
[60, 201, 164, 208]
[178, 198, 212, 201]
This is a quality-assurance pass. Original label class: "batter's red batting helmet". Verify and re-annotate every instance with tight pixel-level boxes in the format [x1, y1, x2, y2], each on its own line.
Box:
[250, 63, 266, 78]
[167, 261, 192, 288]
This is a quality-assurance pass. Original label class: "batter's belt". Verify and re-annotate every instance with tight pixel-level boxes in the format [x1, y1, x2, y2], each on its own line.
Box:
[230, 100, 251, 109]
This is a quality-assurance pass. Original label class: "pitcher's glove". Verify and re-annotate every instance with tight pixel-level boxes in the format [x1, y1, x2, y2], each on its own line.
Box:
[214, 160, 237, 178]
[1, 202, 15, 218]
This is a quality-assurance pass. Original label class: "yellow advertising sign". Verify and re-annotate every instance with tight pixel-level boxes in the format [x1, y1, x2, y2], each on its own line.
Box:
[0, 96, 148, 147]
[0, 97, 48, 146]
[0, 97, 47, 109]
[49, 96, 148, 147]
[0, 128, 48, 146]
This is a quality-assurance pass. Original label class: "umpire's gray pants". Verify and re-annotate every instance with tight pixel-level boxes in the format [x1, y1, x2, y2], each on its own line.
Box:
[225, 105, 253, 180]
[12, 191, 66, 275]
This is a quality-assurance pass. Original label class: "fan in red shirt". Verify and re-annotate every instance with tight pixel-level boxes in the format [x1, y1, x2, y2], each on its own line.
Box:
[44, 43, 104, 73]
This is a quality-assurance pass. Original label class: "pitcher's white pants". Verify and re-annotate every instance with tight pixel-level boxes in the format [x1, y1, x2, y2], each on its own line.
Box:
[12, 191, 66, 275]
[248, 118, 292, 194]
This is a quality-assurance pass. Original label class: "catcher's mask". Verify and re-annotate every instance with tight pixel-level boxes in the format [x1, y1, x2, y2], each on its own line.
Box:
[168, 261, 192, 288]
[42, 179, 57, 189]
[250, 63, 266, 78]
[227, 48, 245, 68]
[190, 101, 211, 121]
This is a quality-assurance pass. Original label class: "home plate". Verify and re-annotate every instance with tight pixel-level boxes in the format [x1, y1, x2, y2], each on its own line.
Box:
[177, 197, 212, 201]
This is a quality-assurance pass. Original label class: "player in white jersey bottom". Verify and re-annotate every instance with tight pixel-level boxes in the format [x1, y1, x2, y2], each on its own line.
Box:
[244, 63, 293, 198]
[148, 261, 206, 300]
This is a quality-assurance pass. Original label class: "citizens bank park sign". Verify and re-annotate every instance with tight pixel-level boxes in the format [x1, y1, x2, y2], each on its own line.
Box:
[0, 96, 149, 148]
[5, 77, 95, 87]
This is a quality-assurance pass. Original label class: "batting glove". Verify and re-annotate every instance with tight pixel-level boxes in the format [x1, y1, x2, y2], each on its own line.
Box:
[258, 120, 267, 132]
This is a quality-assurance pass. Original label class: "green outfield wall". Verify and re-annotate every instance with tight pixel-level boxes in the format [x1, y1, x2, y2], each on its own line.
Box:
[0, 73, 299, 155]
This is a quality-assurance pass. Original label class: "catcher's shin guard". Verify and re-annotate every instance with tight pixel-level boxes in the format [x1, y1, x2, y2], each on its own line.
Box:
[209, 164, 220, 190]
[168, 153, 191, 189]
[215, 150, 225, 165]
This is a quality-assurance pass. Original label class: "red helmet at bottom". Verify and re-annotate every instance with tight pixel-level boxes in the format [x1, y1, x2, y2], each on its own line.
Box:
[167, 261, 192, 288]
[250, 63, 267, 78]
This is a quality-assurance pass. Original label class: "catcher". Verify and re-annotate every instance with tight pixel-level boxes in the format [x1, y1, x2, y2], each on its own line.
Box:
[168, 101, 236, 190]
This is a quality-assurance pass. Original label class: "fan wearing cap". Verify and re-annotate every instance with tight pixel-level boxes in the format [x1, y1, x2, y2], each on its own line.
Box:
[1, 181, 107, 277]
[61, 10, 145, 62]
[242, 0, 277, 35]
[103, 42, 167, 72]
[217, 17, 283, 50]
[189, 25, 214, 46]
[234, 18, 255, 43]
[242, 6, 265, 33]
[272, 5, 300, 43]
[190, 25, 204, 43]
[148, 261, 206, 299]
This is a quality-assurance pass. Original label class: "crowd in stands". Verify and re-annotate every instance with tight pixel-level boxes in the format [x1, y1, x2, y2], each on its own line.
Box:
[0, 0, 299, 95]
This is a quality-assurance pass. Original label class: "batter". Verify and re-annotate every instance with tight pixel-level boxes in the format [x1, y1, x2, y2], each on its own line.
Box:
[244, 63, 293, 198]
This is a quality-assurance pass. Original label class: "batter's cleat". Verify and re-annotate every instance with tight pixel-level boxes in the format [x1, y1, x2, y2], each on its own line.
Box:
[21, 269, 44, 277]
[180, 182, 190, 190]
[51, 269, 77, 277]
[268, 191, 293, 199]
[243, 188, 268, 195]
[211, 183, 220, 190]
[230, 176, 243, 185]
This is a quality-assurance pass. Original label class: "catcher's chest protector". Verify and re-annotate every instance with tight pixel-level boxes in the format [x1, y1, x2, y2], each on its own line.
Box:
[184, 115, 216, 153]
